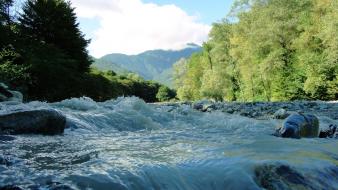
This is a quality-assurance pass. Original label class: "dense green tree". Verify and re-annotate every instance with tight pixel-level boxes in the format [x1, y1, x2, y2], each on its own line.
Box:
[0, 46, 30, 90]
[175, 22, 240, 101]
[0, 0, 30, 93]
[295, 0, 338, 100]
[174, 0, 337, 102]
[201, 22, 240, 101]
[156, 86, 176, 102]
[19, 0, 91, 72]
[0, 0, 14, 47]
[173, 58, 188, 89]
[175, 53, 205, 100]
[230, 0, 312, 101]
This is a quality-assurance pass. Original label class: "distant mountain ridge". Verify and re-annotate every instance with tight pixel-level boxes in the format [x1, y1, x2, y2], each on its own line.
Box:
[92, 44, 202, 87]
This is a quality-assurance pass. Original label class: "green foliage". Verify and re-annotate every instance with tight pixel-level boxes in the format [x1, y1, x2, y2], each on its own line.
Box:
[0, 46, 31, 90]
[19, 0, 91, 72]
[156, 86, 176, 102]
[174, 0, 337, 102]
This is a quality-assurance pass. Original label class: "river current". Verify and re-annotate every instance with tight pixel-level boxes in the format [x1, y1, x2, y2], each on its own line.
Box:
[0, 97, 337, 190]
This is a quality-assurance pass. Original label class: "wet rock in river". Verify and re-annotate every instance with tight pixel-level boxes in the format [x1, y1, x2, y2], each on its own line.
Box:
[275, 113, 319, 139]
[192, 100, 214, 112]
[0, 135, 15, 141]
[202, 103, 217, 112]
[254, 164, 310, 190]
[0, 109, 66, 135]
[273, 109, 290, 119]
[0, 185, 23, 190]
[319, 124, 337, 138]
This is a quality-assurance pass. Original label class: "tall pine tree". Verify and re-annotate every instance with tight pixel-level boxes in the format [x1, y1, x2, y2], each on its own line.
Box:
[19, 0, 91, 73]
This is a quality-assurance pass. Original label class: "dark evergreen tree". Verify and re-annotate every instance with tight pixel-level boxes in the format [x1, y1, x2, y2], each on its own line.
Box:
[0, 0, 13, 47]
[0, 0, 13, 25]
[19, 0, 91, 72]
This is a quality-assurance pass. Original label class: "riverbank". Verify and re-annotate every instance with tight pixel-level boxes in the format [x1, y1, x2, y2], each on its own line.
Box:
[153, 100, 338, 120]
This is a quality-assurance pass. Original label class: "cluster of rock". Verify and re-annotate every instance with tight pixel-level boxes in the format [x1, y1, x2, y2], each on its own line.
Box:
[189, 100, 338, 120]
[193, 100, 338, 139]
[155, 100, 338, 139]
[0, 83, 66, 137]
[193, 100, 337, 139]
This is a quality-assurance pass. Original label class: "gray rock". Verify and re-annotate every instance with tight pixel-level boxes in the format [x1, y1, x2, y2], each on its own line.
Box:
[0, 109, 66, 135]
[224, 107, 234, 114]
[273, 109, 290, 119]
[275, 113, 319, 139]
[0, 185, 23, 190]
[251, 112, 260, 118]
[202, 103, 216, 112]
[192, 100, 212, 111]
[255, 164, 310, 189]
[319, 124, 337, 138]
[0, 135, 16, 141]
[192, 102, 203, 110]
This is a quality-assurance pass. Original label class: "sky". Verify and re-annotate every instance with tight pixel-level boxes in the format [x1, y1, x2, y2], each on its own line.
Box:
[71, 0, 235, 58]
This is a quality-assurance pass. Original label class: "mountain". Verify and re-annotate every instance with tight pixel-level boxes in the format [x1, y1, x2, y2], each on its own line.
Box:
[92, 44, 202, 87]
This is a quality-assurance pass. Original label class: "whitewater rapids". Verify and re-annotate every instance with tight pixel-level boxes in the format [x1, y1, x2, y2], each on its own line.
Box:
[0, 97, 337, 190]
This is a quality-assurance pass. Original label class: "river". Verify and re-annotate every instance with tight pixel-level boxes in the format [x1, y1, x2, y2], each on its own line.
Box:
[0, 97, 337, 190]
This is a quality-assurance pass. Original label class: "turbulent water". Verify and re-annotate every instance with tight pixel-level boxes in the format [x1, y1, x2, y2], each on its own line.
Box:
[1, 97, 338, 190]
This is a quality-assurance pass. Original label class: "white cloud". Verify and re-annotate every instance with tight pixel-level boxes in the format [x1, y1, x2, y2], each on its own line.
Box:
[71, 0, 211, 58]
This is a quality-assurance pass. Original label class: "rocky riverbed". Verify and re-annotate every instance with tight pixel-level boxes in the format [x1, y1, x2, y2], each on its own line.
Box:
[154, 100, 338, 120]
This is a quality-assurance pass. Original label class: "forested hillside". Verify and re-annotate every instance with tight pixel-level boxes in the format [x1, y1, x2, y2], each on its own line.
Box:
[174, 0, 337, 101]
[93, 44, 202, 87]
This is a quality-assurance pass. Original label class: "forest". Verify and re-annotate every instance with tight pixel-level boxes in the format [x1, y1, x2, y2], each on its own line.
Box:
[174, 0, 337, 102]
[0, 0, 176, 102]
[1, 0, 337, 103]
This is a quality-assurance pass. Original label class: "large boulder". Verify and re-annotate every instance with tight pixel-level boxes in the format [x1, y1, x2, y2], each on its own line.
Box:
[0, 109, 66, 135]
[275, 113, 319, 139]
